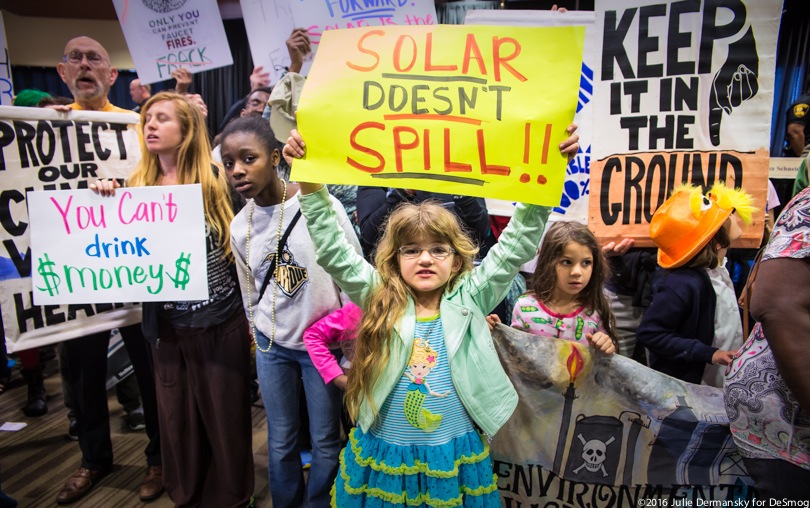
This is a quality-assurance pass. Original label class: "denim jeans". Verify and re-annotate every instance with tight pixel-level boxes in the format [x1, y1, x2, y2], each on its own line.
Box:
[255, 335, 342, 508]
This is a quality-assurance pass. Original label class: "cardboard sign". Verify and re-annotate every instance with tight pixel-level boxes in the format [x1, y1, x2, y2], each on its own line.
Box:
[292, 25, 585, 207]
[239, 0, 438, 83]
[0, 106, 142, 352]
[29, 185, 208, 304]
[589, 0, 782, 247]
[112, 0, 233, 84]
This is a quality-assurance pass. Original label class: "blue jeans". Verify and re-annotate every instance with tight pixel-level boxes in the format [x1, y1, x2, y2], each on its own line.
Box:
[255, 336, 342, 508]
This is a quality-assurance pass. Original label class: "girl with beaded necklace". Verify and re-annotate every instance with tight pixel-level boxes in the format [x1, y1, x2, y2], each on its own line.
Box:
[283, 125, 579, 507]
[220, 116, 361, 508]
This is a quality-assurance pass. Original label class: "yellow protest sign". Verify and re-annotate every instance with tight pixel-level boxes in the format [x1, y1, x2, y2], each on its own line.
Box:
[293, 25, 585, 206]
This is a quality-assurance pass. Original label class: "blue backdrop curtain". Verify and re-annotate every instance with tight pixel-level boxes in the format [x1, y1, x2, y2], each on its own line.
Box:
[770, 0, 810, 156]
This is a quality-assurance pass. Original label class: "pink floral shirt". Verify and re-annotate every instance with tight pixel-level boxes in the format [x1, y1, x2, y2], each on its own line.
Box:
[724, 188, 810, 468]
[511, 294, 605, 345]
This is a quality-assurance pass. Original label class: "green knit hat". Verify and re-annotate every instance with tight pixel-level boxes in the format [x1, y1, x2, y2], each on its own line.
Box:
[13, 89, 52, 107]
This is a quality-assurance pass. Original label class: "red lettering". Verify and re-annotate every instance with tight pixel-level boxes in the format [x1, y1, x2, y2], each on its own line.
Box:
[425, 33, 457, 72]
[347, 122, 385, 172]
[166, 36, 195, 50]
[462, 34, 487, 76]
[541, 123, 552, 164]
[493, 37, 527, 82]
[523, 123, 531, 164]
[347, 30, 384, 72]
[393, 35, 417, 72]
[443, 129, 471, 173]
[393, 126, 419, 172]
[422, 129, 431, 170]
[477, 130, 510, 176]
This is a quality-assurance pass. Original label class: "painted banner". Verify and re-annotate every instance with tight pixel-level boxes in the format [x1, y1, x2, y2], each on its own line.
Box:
[466, 9, 595, 222]
[292, 25, 585, 207]
[491, 325, 755, 506]
[29, 185, 207, 304]
[0, 12, 13, 106]
[0, 106, 142, 352]
[112, 0, 233, 85]
[590, 0, 782, 247]
[239, 0, 438, 84]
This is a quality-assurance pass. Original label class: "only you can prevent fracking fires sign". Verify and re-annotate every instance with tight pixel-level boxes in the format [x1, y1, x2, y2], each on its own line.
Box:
[28, 185, 208, 304]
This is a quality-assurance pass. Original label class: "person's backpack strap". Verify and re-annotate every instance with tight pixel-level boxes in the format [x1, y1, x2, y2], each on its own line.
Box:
[256, 210, 303, 302]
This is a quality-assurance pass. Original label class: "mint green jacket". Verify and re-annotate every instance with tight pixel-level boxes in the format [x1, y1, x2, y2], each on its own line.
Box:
[299, 187, 550, 438]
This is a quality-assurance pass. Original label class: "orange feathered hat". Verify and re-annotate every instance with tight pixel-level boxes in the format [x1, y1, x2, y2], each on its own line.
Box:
[650, 182, 756, 269]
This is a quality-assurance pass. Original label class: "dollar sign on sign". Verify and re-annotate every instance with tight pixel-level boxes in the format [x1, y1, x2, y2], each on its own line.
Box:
[36, 253, 61, 296]
[169, 252, 191, 290]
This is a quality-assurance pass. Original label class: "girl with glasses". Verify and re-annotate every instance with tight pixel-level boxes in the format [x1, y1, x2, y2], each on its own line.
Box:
[283, 124, 578, 507]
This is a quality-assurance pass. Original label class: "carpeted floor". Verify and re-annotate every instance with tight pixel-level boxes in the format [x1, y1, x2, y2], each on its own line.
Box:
[0, 349, 271, 507]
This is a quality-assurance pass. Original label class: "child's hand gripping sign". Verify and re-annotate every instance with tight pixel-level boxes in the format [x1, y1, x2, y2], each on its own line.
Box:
[292, 24, 585, 207]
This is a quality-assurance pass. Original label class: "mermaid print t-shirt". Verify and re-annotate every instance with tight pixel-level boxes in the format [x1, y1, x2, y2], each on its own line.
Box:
[371, 315, 474, 446]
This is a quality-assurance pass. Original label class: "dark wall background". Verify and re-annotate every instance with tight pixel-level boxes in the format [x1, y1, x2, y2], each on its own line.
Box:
[10, 1, 809, 147]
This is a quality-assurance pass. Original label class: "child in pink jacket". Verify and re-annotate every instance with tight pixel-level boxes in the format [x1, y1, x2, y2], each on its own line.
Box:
[303, 302, 363, 390]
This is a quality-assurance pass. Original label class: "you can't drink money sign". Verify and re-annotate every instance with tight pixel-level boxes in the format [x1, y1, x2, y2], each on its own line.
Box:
[28, 185, 208, 304]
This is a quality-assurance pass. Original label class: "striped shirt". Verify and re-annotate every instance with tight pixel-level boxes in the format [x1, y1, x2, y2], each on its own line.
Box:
[371, 315, 475, 446]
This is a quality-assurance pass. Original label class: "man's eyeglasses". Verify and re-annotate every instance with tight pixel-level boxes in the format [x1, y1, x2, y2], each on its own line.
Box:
[63, 51, 107, 67]
[398, 245, 456, 260]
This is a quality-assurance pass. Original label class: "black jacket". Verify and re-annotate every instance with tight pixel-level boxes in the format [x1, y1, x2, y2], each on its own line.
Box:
[637, 267, 717, 384]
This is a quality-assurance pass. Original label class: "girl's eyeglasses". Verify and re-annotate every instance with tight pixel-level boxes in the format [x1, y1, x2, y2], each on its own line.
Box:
[398, 246, 456, 260]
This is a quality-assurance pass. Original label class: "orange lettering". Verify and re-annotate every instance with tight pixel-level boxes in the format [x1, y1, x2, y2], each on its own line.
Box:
[462, 34, 487, 76]
[477, 130, 510, 176]
[393, 126, 419, 172]
[443, 129, 471, 173]
[423, 129, 431, 170]
[347, 122, 385, 172]
[393, 35, 417, 72]
[425, 33, 457, 72]
[541, 123, 552, 164]
[347, 30, 385, 72]
[493, 37, 527, 82]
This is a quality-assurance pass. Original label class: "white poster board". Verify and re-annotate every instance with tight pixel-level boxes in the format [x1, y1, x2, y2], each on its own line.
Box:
[112, 0, 234, 85]
[588, 0, 781, 246]
[0, 12, 13, 106]
[29, 185, 208, 304]
[239, 0, 438, 83]
[0, 106, 142, 352]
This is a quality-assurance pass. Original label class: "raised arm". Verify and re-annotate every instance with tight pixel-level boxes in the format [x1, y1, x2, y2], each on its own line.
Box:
[286, 28, 312, 74]
[283, 129, 319, 194]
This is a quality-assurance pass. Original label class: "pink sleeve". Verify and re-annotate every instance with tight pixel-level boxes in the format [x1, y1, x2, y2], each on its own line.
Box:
[303, 302, 363, 385]
[595, 311, 608, 335]
[510, 297, 527, 329]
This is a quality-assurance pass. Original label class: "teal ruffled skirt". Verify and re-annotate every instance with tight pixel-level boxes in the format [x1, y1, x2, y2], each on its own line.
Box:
[331, 427, 500, 507]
